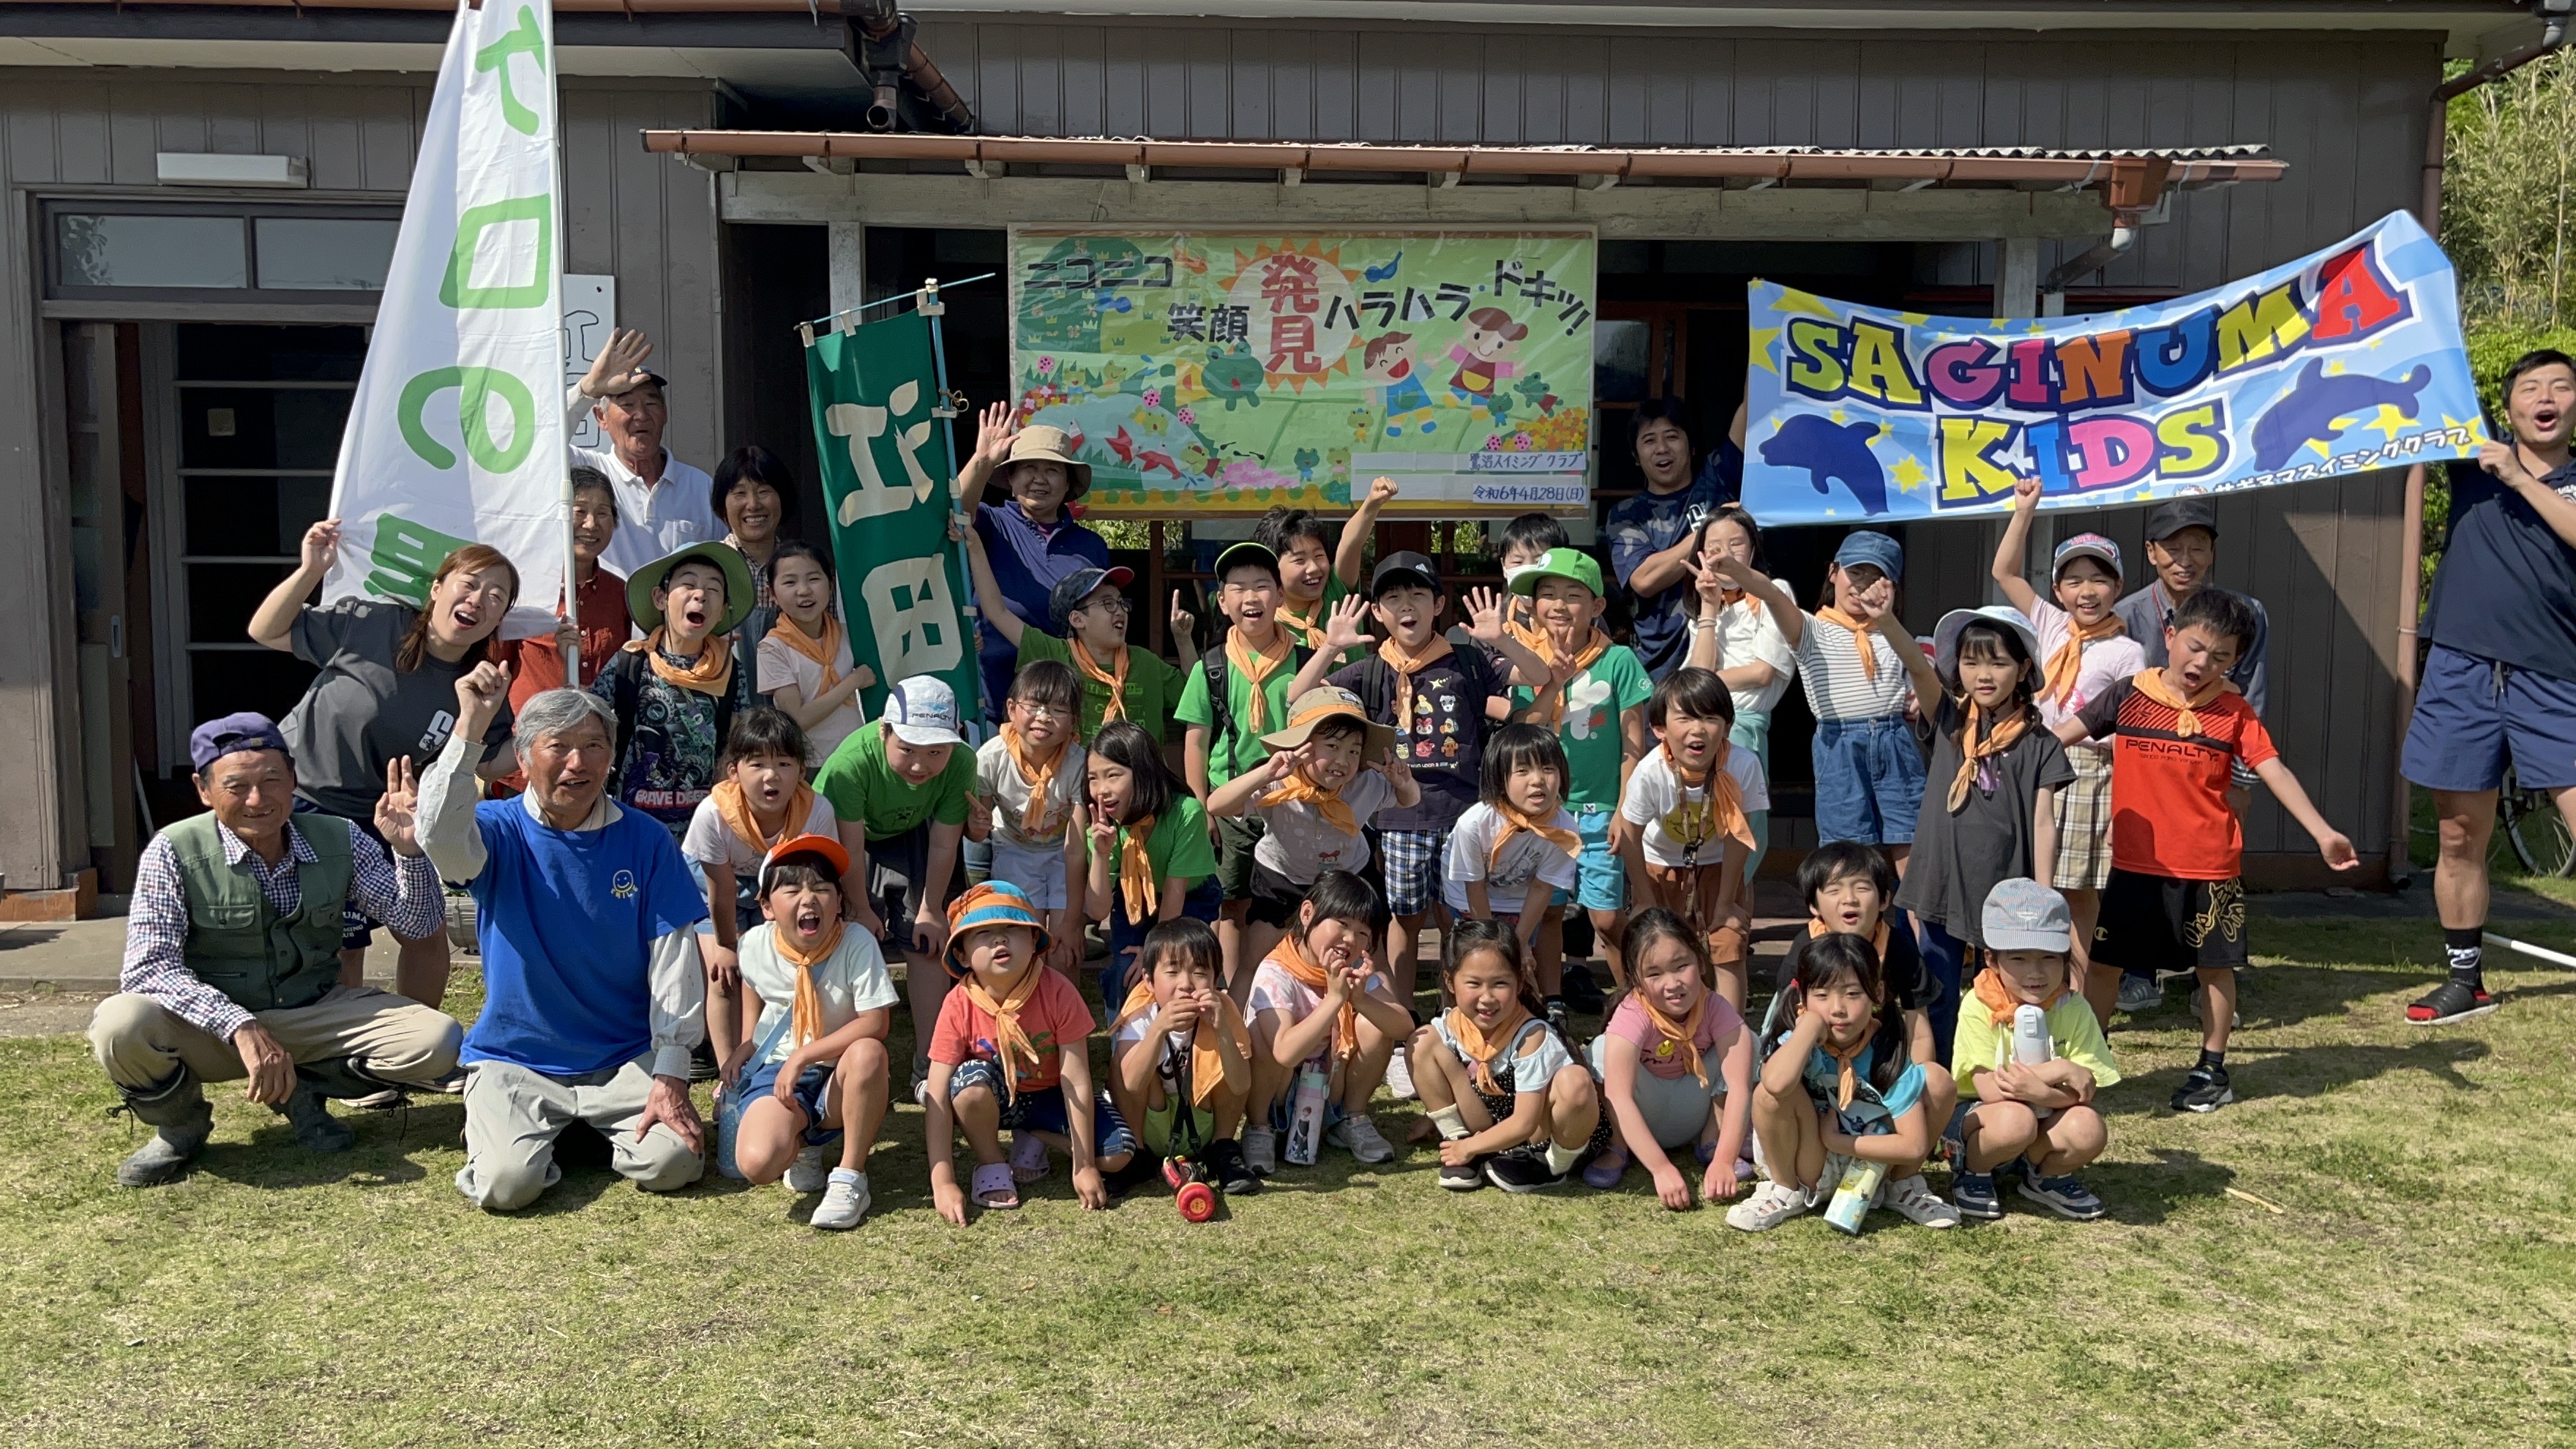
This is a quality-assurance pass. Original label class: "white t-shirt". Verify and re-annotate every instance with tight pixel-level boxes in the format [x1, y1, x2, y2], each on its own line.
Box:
[1250, 768, 1397, 883]
[735, 923, 900, 1066]
[755, 626, 866, 767]
[1620, 744, 1770, 869]
[1111, 1014, 1194, 1098]
[975, 735, 1089, 850]
[2024, 596, 2146, 750]
[1708, 578, 1798, 717]
[1441, 801, 1581, 916]
[679, 791, 842, 875]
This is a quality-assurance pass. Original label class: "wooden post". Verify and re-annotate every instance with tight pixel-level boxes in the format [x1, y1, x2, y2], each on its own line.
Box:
[1148, 520, 1167, 656]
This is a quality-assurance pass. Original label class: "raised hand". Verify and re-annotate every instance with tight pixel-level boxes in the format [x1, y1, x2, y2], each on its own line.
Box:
[1169, 590, 1196, 645]
[453, 661, 512, 742]
[1365, 476, 1399, 508]
[1462, 586, 1509, 643]
[1320, 594, 1371, 654]
[299, 518, 343, 574]
[582, 328, 656, 398]
[2011, 473, 2044, 512]
[1087, 801, 1120, 857]
[375, 757, 423, 858]
[973, 400, 1019, 469]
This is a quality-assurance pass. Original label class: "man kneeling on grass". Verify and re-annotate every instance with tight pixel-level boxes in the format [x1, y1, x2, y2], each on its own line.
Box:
[419, 673, 713, 1211]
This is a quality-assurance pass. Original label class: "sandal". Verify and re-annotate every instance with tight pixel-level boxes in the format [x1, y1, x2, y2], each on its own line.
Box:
[2407, 978, 2498, 1026]
[1009, 1131, 1052, 1183]
[970, 1161, 1021, 1210]
[1580, 1145, 1629, 1189]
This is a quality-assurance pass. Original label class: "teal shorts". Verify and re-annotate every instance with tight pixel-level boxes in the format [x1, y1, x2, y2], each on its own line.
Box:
[1573, 806, 1625, 913]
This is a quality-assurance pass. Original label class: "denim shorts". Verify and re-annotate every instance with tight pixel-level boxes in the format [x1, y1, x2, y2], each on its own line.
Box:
[739, 1059, 841, 1146]
[1102, 877, 1224, 1006]
[1573, 806, 1625, 913]
[986, 836, 1071, 910]
[1378, 828, 1447, 917]
[2402, 643, 2576, 793]
[1811, 715, 1926, 847]
[948, 1056, 1139, 1160]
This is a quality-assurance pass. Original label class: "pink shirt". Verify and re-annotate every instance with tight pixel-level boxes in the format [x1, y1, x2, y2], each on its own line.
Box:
[1603, 992, 1743, 1081]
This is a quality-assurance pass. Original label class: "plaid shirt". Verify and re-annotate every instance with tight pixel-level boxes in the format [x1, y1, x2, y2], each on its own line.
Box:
[121, 818, 443, 1040]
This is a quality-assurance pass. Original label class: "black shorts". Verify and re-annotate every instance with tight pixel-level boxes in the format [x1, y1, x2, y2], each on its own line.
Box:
[2094, 869, 2247, 973]
[865, 822, 962, 954]
[1214, 813, 1266, 898]
[1246, 861, 1308, 928]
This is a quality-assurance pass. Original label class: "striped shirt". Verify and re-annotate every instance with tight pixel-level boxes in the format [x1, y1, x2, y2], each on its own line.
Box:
[1794, 613, 1913, 722]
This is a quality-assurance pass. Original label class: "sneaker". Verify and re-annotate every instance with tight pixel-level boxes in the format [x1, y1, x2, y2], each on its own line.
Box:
[1581, 1145, 1630, 1189]
[2171, 1063, 2236, 1114]
[1205, 1138, 1262, 1196]
[2018, 1173, 2106, 1220]
[786, 1145, 830, 1194]
[1951, 1169, 2004, 1220]
[1328, 1114, 1396, 1164]
[346, 1088, 405, 1111]
[2407, 978, 2498, 1026]
[1243, 1124, 1278, 1177]
[2116, 975, 2164, 1014]
[810, 1169, 871, 1230]
[1545, 1000, 1574, 1043]
[1439, 1153, 1486, 1191]
[1724, 1177, 1819, 1232]
[1484, 1147, 1570, 1193]
[1883, 1172, 1961, 1229]
[1385, 1046, 1417, 1101]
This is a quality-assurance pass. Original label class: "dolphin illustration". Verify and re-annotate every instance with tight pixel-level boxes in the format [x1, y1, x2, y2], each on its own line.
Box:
[2250, 361, 2432, 471]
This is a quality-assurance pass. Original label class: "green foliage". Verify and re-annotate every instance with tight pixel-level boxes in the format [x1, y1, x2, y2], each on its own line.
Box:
[2444, 50, 2576, 331]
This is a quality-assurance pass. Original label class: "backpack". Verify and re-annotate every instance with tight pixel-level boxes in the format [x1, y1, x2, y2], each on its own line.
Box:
[598, 646, 739, 789]
[1199, 640, 1311, 763]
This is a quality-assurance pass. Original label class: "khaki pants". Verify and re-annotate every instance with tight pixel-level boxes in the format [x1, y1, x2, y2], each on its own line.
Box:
[90, 986, 462, 1093]
[455, 1055, 703, 1212]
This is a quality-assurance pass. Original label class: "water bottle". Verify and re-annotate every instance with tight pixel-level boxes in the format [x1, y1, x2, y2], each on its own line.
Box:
[2012, 1003, 2055, 1067]
[1284, 1064, 1330, 1166]
[1824, 1156, 1887, 1235]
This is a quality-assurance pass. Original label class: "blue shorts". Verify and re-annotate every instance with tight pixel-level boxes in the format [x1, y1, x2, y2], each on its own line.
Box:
[1573, 807, 1625, 913]
[1811, 716, 1926, 847]
[2402, 643, 2576, 793]
[949, 1056, 1139, 1161]
[739, 1060, 842, 1147]
[1379, 828, 1447, 917]
[1102, 877, 1224, 1006]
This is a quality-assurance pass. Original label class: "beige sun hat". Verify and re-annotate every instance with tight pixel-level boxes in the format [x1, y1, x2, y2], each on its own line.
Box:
[1005, 424, 1092, 498]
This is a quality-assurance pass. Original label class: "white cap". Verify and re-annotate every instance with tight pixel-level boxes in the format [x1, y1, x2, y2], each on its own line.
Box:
[881, 675, 965, 747]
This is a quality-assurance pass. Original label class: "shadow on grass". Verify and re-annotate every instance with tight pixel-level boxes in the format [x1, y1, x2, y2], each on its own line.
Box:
[2088, 1147, 2236, 1226]
[192, 1098, 466, 1190]
[2105, 1036, 2490, 1121]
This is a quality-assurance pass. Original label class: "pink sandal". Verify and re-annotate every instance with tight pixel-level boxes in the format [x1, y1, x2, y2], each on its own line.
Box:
[970, 1161, 1020, 1210]
[1009, 1131, 1052, 1184]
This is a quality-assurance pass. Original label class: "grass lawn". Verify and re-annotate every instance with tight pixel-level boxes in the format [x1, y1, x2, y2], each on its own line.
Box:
[4, 902, 2575, 1448]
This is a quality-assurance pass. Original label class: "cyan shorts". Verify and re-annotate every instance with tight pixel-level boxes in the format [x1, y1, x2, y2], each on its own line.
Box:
[948, 1056, 1139, 1161]
[738, 1059, 841, 1146]
[2402, 643, 2576, 793]
[1811, 715, 1926, 847]
[1574, 806, 1626, 913]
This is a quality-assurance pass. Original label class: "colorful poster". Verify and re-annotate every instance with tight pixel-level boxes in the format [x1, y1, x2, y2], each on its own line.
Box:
[1008, 228, 1597, 516]
[805, 307, 980, 719]
[1740, 209, 2487, 525]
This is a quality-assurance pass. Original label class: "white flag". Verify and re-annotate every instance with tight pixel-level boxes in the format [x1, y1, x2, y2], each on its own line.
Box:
[324, 0, 564, 640]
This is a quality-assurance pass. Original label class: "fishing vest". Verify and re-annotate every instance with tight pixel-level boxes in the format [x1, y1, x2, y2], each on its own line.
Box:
[163, 810, 352, 1014]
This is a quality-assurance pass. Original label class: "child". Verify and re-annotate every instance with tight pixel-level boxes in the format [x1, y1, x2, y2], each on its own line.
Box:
[814, 675, 977, 1092]
[1108, 916, 1262, 1197]
[1442, 724, 1581, 969]
[1895, 605, 2073, 1060]
[1506, 547, 1652, 1022]
[1257, 477, 1392, 656]
[1243, 870, 1413, 1174]
[1083, 721, 1222, 1006]
[923, 883, 1136, 1221]
[681, 708, 839, 1064]
[2054, 588, 2357, 1113]
[972, 659, 1088, 975]
[1494, 511, 1570, 661]
[1582, 907, 1753, 1209]
[1617, 666, 1767, 1007]
[720, 834, 897, 1231]
[1990, 479, 2144, 1026]
[1712, 530, 1933, 865]
[1729, 931, 1958, 1232]
[962, 531, 1197, 744]
[1208, 684, 1422, 976]
[591, 541, 760, 839]
[1682, 504, 1797, 886]
[1947, 877, 2119, 1221]
[757, 539, 877, 768]
[1410, 920, 1609, 1192]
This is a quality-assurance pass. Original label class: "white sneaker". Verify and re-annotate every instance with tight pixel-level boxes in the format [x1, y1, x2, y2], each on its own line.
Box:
[786, 1145, 830, 1194]
[1385, 1046, 1416, 1101]
[810, 1169, 870, 1230]
[1328, 1114, 1396, 1164]
[1883, 1172, 1960, 1229]
[2116, 976, 2164, 1014]
[1243, 1124, 1278, 1177]
[1725, 1177, 1819, 1232]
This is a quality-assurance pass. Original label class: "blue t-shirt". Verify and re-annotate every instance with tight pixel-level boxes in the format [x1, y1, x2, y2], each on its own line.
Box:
[2422, 457, 2576, 680]
[1798, 1040, 1925, 1137]
[973, 500, 1110, 722]
[459, 800, 708, 1077]
[1606, 439, 1740, 681]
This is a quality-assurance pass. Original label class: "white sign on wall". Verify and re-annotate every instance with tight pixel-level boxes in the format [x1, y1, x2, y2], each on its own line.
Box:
[562, 273, 615, 452]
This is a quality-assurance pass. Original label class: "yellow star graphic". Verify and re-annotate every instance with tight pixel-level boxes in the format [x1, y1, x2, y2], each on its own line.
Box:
[2366, 403, 2411, 443]
[2325, 359, 2346, 375]
[1830, 407, 1849, 424]
[1747, 324, 1784, 375]
[1771, 287, 1837, 320]
[1891, 455, 1929, 494]
[1896, 310, 1932, 326]
[2444, 411, 2495, 442]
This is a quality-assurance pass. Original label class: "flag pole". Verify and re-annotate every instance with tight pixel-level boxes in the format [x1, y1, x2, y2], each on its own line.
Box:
[548, 20, 577, 687]
[921, 275, 981, 722]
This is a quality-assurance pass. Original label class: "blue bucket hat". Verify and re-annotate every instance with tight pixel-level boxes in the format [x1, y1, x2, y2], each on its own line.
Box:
[943, 881, 1054, 976]
[1832, 530, 1904, 584]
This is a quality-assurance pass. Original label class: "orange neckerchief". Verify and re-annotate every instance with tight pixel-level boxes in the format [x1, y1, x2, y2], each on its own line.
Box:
[1489, 801, 1581, 867]
[1973, 965, 2067, 1026]
[1116, 815, 1159, 922]
[1533, 626, 1611, 725]
[1114, 980, 1251, 1107]
[1069, 635, 1129, 725]
[2042, 615, 2123, 707]
[1635, 990, 1712, 1088]
[1810, 917, 1894, 964]
[773, 918, 847, 1049]
[1946, 700, 2032, 814]
[959, 957, 1046, 1103]
[626, 627, 734, 697]
[1720, 587, 1748, 608]
[1270, 934, 1361, 1062]
[768, 607, 843, 694]
[1276, 599, 1328, 653]
[1377, 633, 1454, 738]
[1811, 607, 1882, 681]
[1658, 738, 1753, 858]
[1443, 1001, 1533, 1096]
[709, 778, 814, 857]
[1259, 764, 1358, 838]
[1226, 627, 1295, 734]
[1821, 1030, 1868, 1109]
[2131, 667, 2237, 738]
[999, 723, 1071, 839]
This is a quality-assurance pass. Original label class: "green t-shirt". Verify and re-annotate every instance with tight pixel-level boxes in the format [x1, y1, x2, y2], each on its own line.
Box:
[1281, 574, 1365, 667]
[1174, 632, 1308, 787]
[813, 722, 977, 840]
[1016, 630, 1183, 744]
[1086, 793, 1219, 888]
[1510, 643, 1651, 811]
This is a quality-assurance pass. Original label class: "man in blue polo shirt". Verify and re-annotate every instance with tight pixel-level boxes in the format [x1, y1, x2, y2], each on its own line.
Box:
[959, 403, 1111, 722]
[1608, 397, 1745, 681]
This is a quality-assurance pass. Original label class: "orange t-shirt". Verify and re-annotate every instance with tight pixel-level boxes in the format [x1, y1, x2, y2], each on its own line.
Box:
[927, 965, 1096, 1094]
[2074, 675, 2277, 880]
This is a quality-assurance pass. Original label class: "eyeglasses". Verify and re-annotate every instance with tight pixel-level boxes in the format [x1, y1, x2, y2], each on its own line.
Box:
[1015, 701, 1069, 721]
[1081, 596, 1133, 615]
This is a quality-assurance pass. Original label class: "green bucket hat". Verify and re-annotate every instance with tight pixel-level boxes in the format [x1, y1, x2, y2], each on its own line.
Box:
[629, 541, 758, 637]
[1505, 545, 1603, 599]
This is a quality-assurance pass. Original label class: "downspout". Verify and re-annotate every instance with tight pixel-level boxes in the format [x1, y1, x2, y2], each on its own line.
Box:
[2038, 154, 2171, 312]
[845, 0, 974, 134]
[2390, 1, 2572, 884]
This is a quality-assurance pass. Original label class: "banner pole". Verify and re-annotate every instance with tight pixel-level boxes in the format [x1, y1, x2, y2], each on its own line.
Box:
[549, 14, 577, 687]
[921, 274, 980, 722]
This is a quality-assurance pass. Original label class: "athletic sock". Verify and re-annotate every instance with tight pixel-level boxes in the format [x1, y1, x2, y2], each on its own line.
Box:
[1429, 1105, 1471, 1142]
[2197, 1048, 2227, 1074]
[2445, 926, 2487, 991]
[1543, 1139, 1583, 1175]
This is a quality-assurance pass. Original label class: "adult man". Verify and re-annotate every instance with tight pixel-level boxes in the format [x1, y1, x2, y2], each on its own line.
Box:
[570, 326, 724, 580]
[1608, 398, 1746, 681]
[91, 713, 460, 1187]
[2403, 349, 2576, 1025]
[419, 675, 711, 1211]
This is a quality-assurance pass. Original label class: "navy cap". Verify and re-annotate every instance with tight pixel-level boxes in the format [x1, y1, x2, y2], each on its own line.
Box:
[190, 711, 291, 774]
[2143, 496, 2218, 542]
[1047, 565, 1135, 629]
[1367, 550, 1441, 598]
[1832, 529, 1905, 583]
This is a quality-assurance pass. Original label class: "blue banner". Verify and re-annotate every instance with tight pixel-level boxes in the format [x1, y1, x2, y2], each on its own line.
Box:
[1740, 210, 2487, 525]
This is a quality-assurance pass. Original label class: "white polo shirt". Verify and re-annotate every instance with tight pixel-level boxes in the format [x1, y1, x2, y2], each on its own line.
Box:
[565, 384, 723, 581]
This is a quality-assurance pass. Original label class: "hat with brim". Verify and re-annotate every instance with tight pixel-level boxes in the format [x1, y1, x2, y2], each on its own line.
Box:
[1933, 604, 2042, 681]
[1505, 546, 1603, 599]
[2051, 532, 2123, 585]
[1048, 564, 1135, 630]
[1832, 529, 1906, 584]
[943, 881, 1055, 976]
[1368, 550, 1442, 599]
[1005, 424, 1092, 498]
[757, 832, 852, 894]
[1260, 686, 1399, 761]
[1982, 877, 2075, 954]
[1212, 539, 1281, 584]
[2143, 496, 2219, 542]
[629, 541, 757, 637]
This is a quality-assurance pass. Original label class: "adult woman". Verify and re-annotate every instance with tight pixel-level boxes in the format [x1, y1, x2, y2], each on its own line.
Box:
[712, 444, 793, 678]
[1683, 504, 1797, 883]
[249, 519, 521, 1007]
[957, 403, 1111, 722]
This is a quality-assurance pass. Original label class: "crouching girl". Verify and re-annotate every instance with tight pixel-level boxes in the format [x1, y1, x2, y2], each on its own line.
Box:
[1411, 918, 1609, 1193]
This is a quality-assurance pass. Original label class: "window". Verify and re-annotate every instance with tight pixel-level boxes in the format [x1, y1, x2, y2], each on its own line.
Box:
[255, 217, 400, 291]
[46, 201, 402, 304]
[57, 214, 247, 289]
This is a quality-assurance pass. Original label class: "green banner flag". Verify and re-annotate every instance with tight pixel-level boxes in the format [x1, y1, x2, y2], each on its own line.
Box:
[805, 309, 980, 721]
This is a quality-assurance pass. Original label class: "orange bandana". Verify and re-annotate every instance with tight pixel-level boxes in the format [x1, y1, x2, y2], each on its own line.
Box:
[1443, 1002, 1532, 1096]
[1377, 634, 1454, 741]
[1070, 636, 1129, 725]
[1226, 628, 1295, 735]
[1259, 767, 1358, 838]
[626, 627, 734, 697]
[1821, 1032, 1868, 1109]
[1812, 607, 1882, 681]
[1116, 815, 1159, 923]
[1945, 700, 2032, 814]
[1276, 599, 1328, 652]
[1270, 934, 1362, 1062]
[768, 608, 843, 694]
[1114, 979, 1252, 1107]
[999, 723, 1071, 840]
[959, 957, 1046, 1104]
[1973, 964, 2067, 1026]
[1810, 917, 1894, 963]
[773, 916, 847, 1050]
[1534, 626, 1611, 725]
[1657, 738, 1753, 859]
[2131, 667, 2236, 738]
[709, 778, 814, 858]
[1636, 991, 1711, 1088]
[2042, 615, 2123, 708]
[1489, 801, 1580, 868]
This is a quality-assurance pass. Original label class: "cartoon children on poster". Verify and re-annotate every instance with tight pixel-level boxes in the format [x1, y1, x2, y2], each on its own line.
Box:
[1446, 307, 1529, 420]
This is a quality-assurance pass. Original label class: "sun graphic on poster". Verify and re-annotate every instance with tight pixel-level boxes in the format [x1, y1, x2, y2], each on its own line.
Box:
[1216, 240, 1363, 393]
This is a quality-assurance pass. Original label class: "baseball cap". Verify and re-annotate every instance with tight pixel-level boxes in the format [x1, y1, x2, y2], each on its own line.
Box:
[1259, 685, 1399, 760]
[1932, 604, 2041, 680]
[757, 832, 851, 894]
[881, 675, 965, 747]
[1367, 550, 1442, 598]
[190, 711, 291, 774]
[2143, 497, 2218, 542]
[1047, 564, 1134, 629]
[2051, 532, 2123, 584]
[1505, 546, 1604, 599]
[944, 880, 1054, 974]
[1212, 540, 1281, 584]
[1832, 530, 1905, 583]
[1982, 877, 2075, 954]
